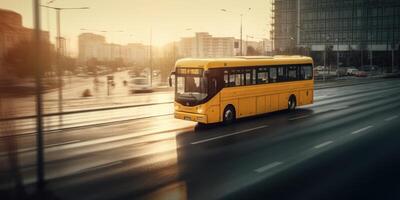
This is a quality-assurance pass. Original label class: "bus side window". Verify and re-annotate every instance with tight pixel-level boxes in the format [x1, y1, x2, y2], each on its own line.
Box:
[235, 73, 243, 86]
[257, 67, 268, 84]
[210, 78, 217, 94]
[224, 70, 229, 87]
[245, 71, 251, 85]
[277, 66, 286, 82]
[301, 65, 312, 80]
[270, 67, 277, 83]
[288, 66, 298, 81]
[252, 69, 257, 84]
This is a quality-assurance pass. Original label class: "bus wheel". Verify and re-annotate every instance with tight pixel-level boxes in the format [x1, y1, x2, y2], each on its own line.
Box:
[223, 106, 236, 124]
[288, 95, 297, 111]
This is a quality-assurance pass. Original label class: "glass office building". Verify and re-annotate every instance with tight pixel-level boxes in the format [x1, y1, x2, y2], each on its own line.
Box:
[272, 0, 400, 70]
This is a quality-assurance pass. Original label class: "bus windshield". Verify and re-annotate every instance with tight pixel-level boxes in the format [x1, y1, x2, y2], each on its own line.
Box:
[176, 75, 208, 102]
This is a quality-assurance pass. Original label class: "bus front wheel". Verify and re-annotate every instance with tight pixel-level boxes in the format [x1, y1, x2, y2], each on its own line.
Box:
[223, 106, 236, 124]
[288, 95, 297, 111]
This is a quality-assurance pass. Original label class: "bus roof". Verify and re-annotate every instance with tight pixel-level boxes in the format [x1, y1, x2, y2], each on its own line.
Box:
[175, 56, 313, 70]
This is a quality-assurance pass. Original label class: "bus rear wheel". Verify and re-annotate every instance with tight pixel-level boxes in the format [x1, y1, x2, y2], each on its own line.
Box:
[288, 95, 297, 111]
[223, 106, 236, 124]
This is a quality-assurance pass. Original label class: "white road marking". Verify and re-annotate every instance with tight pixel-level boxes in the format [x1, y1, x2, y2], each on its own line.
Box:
[191, 125, 268, 145]
[351, 126, 374, 135]
[288, 115, 310, 121]
[77, 161, 122, 174]
[45, 140, 81, 148]
[384, 115, 398, 122]
[314, 141, 333, 149]
[0, 140, 81, 156]
[254, 161, 283, 173]
[314, 95, 328, 100]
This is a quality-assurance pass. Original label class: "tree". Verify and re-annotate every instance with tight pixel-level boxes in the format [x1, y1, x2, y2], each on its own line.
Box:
[4, 40, 53, 77]
[87, 58, 99, 74]
[59, 56, 77, 73]
[246, 46, 261, 56]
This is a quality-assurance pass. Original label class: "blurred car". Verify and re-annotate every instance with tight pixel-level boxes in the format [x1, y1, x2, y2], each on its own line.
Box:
[130, 77, 153, 93]
[346, 68, 359, 76]
[314, 65, 326, 71]
[354, 70, 368, 77]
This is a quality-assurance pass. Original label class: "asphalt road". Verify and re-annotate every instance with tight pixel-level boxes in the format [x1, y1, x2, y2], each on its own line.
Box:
[1, 78, 400, 200]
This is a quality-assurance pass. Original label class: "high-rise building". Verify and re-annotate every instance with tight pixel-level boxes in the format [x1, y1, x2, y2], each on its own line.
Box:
[0, 9, 49, 66]
[177, 32, 235, 58]
[272, 0, 400, 70]
[78, 33, 148, 66]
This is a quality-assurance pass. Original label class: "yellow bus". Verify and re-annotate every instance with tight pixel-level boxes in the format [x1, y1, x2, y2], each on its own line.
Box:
[170, 56, 314, 124]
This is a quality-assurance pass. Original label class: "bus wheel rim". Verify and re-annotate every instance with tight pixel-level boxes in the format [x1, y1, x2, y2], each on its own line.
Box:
[225, 110, 233, 121]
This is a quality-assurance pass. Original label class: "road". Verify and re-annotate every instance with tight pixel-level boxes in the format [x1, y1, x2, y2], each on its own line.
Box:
[1, 78, 400, 200]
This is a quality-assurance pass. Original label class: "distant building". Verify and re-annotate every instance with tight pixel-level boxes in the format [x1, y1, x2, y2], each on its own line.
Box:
[0, 9, 50, 68]
[272, 0, 400, 69]
[56, 36, 67, 56]
[242, 39, 272, 56]
[78, 33, 148, 66]
[177, 32, 235, 58]
[78, 33, 106, 61]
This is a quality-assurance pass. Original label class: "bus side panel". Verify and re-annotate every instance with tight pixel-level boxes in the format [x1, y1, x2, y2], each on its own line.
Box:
[265, 95, 271, 113]
[279, 93, 289, 110]
[270, 95, 279, 112]
[238, 97, 256, 117]
[256, 96, 266, 114]
[299, 90, 308, 106]
[206, 94, 221, 123]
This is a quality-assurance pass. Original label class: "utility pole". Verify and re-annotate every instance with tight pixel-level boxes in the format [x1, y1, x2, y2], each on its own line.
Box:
[221, 8, 251, 56]
[55, 9, 62, 125]
[40, 5, 89, 126]
[240, 14, 243, 56]
[336, 38, 339, 78]
[33, 0, 45, 193]
[323, 45, 326, 82]
[149, 28, 153, 87]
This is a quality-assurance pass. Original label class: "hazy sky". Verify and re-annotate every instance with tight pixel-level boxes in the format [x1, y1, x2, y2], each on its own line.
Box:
[0, 0, 271, 55]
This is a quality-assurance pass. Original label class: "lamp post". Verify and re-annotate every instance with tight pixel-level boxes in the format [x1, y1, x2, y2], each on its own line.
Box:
[33, 0, 45, 193]
[150, 27, 153, 87]
[221, 8, 251, 56]
[41, 5, 89, 126]
[336, 38, 339, 78]
[323, 35, 331, 82]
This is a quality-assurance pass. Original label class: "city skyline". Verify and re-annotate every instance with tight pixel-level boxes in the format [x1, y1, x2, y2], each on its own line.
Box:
[0, 0, 272, 55]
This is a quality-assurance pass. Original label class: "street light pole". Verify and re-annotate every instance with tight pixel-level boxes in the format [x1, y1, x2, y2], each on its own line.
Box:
[336, 38, 339, 78]
[221, 8, 251, 56]
[41, 5, 89, 126]
[149, 27, 153, 87]
[55, 9, 62, 125]
[33, 0, 45, 193]
[240, 14, 243, 56]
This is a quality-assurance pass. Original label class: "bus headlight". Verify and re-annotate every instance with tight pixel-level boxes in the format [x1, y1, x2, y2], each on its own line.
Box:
[175, 105, 180, 110]
[197, 106, 204, 113]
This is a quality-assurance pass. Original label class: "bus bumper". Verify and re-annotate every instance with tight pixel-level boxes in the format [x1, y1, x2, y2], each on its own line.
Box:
[174, 111, 207, 123]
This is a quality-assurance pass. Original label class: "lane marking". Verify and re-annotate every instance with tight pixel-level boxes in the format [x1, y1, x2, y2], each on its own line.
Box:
[0, 140, 81, 156]
[351, 125, 374, 135]
[288, 115, 310, 121]
[314, 141, 333, 149]
[191, 125, 268, 145]
[45, 140, 81, 148]
[384, 115, 398, 122]
[77, 161, 123, 174]
[314, 95, 328, 100]
[254, 161, 283, 173]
